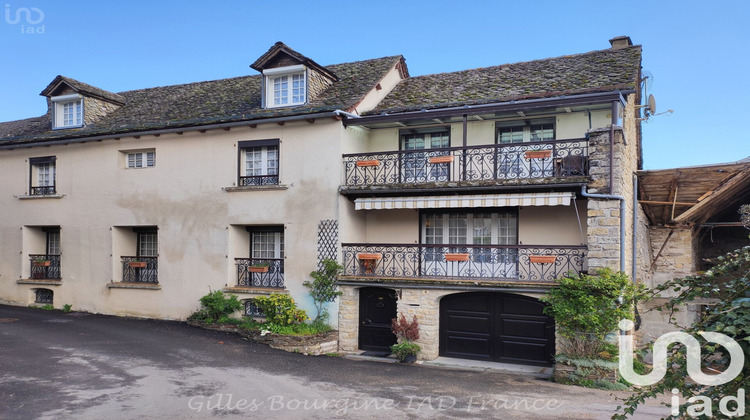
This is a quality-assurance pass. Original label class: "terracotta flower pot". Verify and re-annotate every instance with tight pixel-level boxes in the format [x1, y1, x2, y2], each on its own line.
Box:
[529, 255, 557, 264]
[525, 150, 552, 159]
[445, 253, 470, 262]
[248, 266, 270, 273]
[428, 155, 453, 164]
[33, 261, 51, 267]
[129, 262, 147, 268]
[356, 159, 380, 167]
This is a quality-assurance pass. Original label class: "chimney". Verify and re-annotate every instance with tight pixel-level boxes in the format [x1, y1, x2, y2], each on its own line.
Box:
[609, 36, 633, 50]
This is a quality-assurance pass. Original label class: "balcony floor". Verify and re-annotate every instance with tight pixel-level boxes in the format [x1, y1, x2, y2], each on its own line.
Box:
[338, 275, 557, 290]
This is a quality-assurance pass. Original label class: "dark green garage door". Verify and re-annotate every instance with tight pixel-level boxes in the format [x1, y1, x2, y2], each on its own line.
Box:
[439, 292, 555, 366]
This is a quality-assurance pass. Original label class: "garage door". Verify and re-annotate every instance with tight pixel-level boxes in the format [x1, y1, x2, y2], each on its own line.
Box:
[439, 292, 555, 366]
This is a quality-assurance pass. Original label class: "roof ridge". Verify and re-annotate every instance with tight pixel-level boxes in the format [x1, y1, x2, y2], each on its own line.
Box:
[404, 45, 642, 80]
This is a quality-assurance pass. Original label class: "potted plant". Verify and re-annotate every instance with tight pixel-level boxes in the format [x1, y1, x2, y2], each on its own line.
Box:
[33, 258, 51, 267]
[128, 259, 147, 268]
[356, 159, 380, 167]
[248, 263, 270, 273]
[357, 253, 382, 274]
[390, 314, 421, 363]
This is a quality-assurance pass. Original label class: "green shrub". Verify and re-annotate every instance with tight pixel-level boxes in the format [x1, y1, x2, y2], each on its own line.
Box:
[265, 320, 331, 336]
[191, 290, 242, 323]
[390, 341, 421, 360]
[304, 259, 344, 321]
[253, 293, 307, 325]
[62, 304, 72, 313]
[541, 268, 644, 357]
[40, 304, 54, 311]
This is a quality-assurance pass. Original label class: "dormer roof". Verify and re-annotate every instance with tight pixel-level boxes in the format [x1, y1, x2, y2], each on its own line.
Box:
[40, 75, 126, 106]
[250, 41, 338, 82]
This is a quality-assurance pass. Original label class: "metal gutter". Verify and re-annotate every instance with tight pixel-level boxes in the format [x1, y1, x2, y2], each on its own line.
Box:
[0, 110, 346, 150]
[343, 90, 634, 127]
[580, 185, 626, 273]
[632, 174, 639, 280]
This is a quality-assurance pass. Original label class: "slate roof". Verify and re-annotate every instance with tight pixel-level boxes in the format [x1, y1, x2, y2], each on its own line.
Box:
[369, 45, 642, 115]
[41, 75, 126, 105]
[0, 55, 403, 144]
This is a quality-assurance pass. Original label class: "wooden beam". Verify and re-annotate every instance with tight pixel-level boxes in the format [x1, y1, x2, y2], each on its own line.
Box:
[306, 119, 315, 124]
[223, 127, 231, 131]
[662, 172, 679, 224]
[175, 131, 183, 135]
[198, 129, 206, 133]
[276, 122, 284, 126]
[649, 230, 674, 272]
[639, 200, 696, 206]
[674, 168, 750, 224]
[153, 134, 160, 137]
[248, 124, 257, 129]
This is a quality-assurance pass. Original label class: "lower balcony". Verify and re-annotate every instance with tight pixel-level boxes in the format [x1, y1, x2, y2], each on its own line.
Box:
[341, 244, 586, 283]
[235, 258, 285, 288]
[121, 256, 158, 283]
[29, 254, 61, 279]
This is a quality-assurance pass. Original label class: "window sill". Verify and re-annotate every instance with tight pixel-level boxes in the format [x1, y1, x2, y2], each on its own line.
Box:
[107, 282, 161, 290]
[16, 194, 65, 200]
[17, 279, 62, 286]
[223, 185, 289, 192]
[222, 286, 288, 295]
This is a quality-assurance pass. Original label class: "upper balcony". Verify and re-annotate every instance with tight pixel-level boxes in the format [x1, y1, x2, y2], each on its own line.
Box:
[342, 139, 588, 194]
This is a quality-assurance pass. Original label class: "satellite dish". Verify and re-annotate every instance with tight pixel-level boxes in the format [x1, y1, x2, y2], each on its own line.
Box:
[647, 94, 656, 116]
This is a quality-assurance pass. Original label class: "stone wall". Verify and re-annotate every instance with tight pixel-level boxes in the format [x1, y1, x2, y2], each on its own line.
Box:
[338, 286, 359, 352]
[84, 97, 121, 126]
[308, 69, 334, 102]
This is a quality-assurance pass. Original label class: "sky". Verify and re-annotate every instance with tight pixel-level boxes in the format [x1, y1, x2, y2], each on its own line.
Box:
[1, 0, 748, 170]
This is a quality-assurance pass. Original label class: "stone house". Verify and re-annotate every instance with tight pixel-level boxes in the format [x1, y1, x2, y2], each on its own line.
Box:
[636, 158, 750, 341]
[1, 37, 649, 366]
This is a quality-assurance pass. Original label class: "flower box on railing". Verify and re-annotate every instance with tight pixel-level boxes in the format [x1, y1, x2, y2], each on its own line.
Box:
[248, 266, 270, 273]
[445, 253, 470, 262]
[428, 156, 454, 164]
[33, 260, 51, 267]
[524, 150, 552, 159]
[529, 255, 557, 264]
[357, 253, 382, 260]
[356, 160, 380, 167]
[128, 261, 147, 268]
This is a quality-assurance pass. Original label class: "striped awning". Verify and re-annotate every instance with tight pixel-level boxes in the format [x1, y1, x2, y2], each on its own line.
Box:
[354, 192, 574, 210]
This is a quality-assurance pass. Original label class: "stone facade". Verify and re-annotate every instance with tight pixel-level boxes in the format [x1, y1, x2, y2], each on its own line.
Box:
[308, 69, 334, 102]
[83, 97, 121, 126]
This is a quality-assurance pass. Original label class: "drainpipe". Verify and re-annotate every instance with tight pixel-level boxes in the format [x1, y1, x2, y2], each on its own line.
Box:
[580, 185, 626, 273]
[631, 174, 638, 281]
[609, 101, 617, 194]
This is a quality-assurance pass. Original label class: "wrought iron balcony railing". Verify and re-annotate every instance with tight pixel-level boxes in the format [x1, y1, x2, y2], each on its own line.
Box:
[235, 258, 285, 288]
[29, 254, 61, 279]
[239, 175, 279, 186]
[121, 256, 158, 283]
[341, 244, 586, 283]
[30, 185, 56, 195]
[343, 139, 587, 187]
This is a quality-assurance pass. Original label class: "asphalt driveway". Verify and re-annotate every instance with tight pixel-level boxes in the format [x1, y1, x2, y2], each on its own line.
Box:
[0, 305, 669, 419]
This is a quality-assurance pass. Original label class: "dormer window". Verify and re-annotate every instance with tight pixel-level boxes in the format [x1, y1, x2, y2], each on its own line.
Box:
[51, 94, 83, 129]
[264, 65, 306, 108]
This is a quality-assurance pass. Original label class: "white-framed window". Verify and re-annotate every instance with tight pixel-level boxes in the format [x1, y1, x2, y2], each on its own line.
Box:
[51, 94, 83, 129]
[263, 65, 306, 108]
[29, 156, 56, 195]
[251, 230, 284, 260]
[126, 151, 156, 168]
[400, 127, 450, 182]
[496, 119, 555, 143]
[238, 139, 279, 186]
[137, 230, 158, 257]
